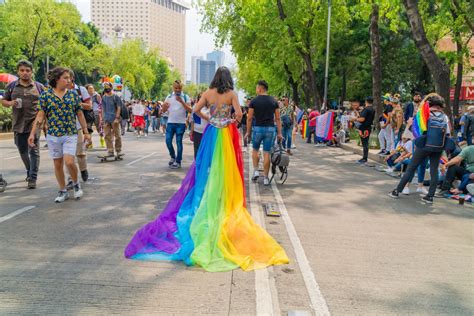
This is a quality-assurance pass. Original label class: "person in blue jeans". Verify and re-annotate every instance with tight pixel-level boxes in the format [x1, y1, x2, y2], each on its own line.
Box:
[245, 80, 283, 186]
[280, 96, 294, 155]
[162, 80, 192, 169]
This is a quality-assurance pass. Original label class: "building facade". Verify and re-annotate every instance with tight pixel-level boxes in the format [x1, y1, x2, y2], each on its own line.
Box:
[197, 60, 216, 85]
[206, 50, 225, 69]
[91, 0, 189, 76]
[191, 56, 203, 84]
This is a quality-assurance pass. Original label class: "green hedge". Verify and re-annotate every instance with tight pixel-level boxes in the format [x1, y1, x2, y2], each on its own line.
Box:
[0, 105, 12, 132]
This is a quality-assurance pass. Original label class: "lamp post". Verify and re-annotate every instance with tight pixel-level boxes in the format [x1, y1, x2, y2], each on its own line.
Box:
[323, 0, 332, 110]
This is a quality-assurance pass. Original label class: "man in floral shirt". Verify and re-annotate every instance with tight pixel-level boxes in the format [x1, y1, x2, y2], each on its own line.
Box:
[28, 67, 91, 203]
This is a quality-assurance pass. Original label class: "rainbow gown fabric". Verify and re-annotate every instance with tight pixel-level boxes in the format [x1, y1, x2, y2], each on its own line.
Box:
[124, 105, 289, 272]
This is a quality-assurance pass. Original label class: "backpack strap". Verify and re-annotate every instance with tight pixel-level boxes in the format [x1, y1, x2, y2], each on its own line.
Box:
[6, 80, 18, 96]
[34, 82, 43, 94]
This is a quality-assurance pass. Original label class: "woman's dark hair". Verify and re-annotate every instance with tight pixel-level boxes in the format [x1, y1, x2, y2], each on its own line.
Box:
[47, 67, 71, 88]
[16, 60, 33, 70]
[85, 84, 94, 90]
[209, 66, 234, 94]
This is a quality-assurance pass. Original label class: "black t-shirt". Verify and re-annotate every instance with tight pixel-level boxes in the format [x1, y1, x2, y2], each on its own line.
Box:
[249, 95, 278, 127]
[359, 106, 375, 131]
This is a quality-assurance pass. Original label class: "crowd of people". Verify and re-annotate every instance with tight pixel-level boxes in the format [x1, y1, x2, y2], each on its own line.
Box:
[1, 59, 473, 208]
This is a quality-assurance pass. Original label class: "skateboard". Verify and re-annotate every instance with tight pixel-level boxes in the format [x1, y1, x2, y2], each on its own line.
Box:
[98, 153, 124, 162]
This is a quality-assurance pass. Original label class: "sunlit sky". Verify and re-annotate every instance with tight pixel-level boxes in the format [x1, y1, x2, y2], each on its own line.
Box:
[73, 0, 236, 81]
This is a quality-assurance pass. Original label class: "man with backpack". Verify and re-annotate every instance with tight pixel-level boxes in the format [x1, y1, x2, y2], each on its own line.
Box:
[101, 82, 123, 157]
[68, 73, 92, 182]
[1, 60, 44, 189]
[389, 93, 451, 204]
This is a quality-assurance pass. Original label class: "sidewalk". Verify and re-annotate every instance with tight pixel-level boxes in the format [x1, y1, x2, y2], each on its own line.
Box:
[339, 140, 385, 164]
[0, 133, 13, 141]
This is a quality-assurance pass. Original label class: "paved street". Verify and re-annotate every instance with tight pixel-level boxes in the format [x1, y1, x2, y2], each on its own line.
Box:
[1, 131, 473, 315]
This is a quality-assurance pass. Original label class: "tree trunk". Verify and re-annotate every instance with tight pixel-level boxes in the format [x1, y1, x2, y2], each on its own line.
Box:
[341, 68, 347, 103]
[30, 18, 43, 66]
[369, 4, 383, 128]
[403, 0, 452, 120]
[453, 36, 463, 116]
[284, 63, 300, 105]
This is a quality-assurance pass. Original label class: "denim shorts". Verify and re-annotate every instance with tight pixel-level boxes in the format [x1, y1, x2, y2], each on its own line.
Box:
[252, 126, 276, 152]
[46, 134, 78, 159]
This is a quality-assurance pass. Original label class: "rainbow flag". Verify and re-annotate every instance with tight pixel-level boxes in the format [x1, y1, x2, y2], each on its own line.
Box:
[301, 119, 309, 139]
[412, 101, 430, 138]
[124, 124, 289, 272]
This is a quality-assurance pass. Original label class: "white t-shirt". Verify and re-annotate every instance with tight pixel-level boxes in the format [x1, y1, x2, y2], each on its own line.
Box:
[132, 103, 145, 116]
[192, 105, 209, 134]
[75, 85, 90, 130]
[165, 93, 189, 124]
[402, 140, 413, 154]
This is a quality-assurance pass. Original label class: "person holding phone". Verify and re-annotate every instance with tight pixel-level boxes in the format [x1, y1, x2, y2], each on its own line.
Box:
[161, 80, 192, 169]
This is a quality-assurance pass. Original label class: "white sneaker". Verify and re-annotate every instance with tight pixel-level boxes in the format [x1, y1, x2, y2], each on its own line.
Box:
[291, 145, 296, 149]
[73, 183, 83, 200]
[416, 187, 429, 195]
[55, 190, 69, 203]
[252, 170, 259, 181]
[263, 177, 270, 186]
[402, 187, 410, 195]
[384, 167, 394, 173]
[243, 147, 247, 153]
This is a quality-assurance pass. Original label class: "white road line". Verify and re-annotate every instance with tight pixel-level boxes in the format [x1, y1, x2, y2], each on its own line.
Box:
[271, 181, 330, 316]
[0, 206, 36, 224]
[247, 151, 280, 315]
[4, 155, 20, 160]
[126, 152, 157, 166]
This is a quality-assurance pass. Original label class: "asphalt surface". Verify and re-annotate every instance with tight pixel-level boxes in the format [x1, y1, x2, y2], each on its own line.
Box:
[0, 130, 472, 315]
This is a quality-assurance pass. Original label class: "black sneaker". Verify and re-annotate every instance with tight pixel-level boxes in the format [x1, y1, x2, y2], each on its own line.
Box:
[66, 179, 74, 191]
[170, 162, 181, 169]
[358, 158, 367, 164]
[421, 195, 433, 204]
[27, 179, 37, 189]
[388, 190, 399, 199]
[168, 158, 175, 166]
[81, 170, 89, 182]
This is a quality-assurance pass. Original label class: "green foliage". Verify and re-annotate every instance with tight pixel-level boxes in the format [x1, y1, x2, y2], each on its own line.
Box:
[0, 0, 174, 101]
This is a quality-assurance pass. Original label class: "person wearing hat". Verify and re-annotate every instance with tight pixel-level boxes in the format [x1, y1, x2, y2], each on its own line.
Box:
[389, 93, 450, 204]
[101, 82, 123, 157]
[378, 93, 394, 155]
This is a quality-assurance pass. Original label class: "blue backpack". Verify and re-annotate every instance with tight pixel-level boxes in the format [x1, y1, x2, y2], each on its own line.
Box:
[425, 112, 447, 152]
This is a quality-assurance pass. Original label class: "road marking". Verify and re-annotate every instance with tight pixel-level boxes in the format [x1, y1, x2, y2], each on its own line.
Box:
[126, 152, 157, 166]
[271, 181, 330, 315]
[0, 206, 36, 224]
[247, 151, 280, 315]
[4, 155, 20, 160]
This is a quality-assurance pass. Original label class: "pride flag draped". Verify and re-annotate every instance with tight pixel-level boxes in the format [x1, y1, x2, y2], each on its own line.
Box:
[412, 101, 430, 138]
[301, 119, 309, 139]
[315, 112, 335, 142]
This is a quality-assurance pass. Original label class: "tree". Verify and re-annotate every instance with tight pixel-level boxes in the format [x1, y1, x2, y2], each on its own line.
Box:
[403, 0, 452, 118]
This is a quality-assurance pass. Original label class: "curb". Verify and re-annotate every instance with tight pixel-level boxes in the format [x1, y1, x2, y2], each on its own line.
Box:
[0, 133, 13, 141]
[339, 142, 385, 164]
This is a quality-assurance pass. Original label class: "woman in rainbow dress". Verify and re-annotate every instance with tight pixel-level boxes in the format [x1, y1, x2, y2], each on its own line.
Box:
[124, 67, 289, 272]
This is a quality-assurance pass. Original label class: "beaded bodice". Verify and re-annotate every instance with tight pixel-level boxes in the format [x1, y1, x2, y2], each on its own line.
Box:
[209, 104, 232, 128]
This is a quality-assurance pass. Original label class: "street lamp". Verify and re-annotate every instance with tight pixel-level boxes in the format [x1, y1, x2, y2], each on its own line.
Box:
[323, 0, 332, 110]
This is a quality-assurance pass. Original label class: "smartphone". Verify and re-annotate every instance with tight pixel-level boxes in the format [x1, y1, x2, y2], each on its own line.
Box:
[175, 92, 181, 97]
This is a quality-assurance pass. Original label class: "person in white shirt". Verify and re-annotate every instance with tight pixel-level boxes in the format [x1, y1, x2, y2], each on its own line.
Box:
[132, 100, 146, 137]
[161, 80, 192, 169]
[69, 73, 92, 182]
